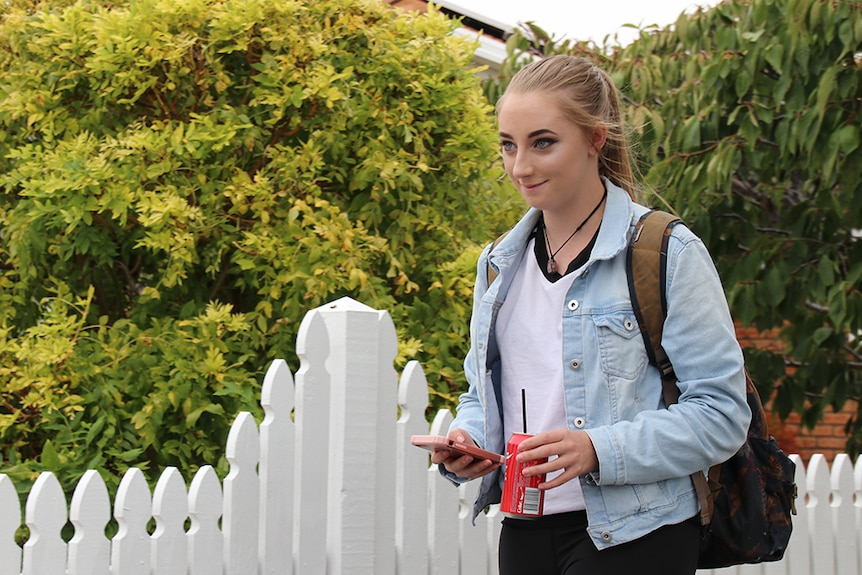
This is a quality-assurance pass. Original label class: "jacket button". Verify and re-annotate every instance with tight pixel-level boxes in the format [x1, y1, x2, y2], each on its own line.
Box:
[574, 417, 585, 428]
[570, 359, 581, 370]
[567, 300, 579, 311]
[624, 319, 635, 330]
[601, 531, 612, 542]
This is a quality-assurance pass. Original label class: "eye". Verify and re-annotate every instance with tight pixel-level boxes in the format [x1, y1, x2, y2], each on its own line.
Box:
[534, 138, 556, 150]
[500, 141, 515, 153]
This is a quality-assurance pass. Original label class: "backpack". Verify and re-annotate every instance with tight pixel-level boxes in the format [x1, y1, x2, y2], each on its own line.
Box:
[627, 210, 797, 568]
[485, 210, 797, 568]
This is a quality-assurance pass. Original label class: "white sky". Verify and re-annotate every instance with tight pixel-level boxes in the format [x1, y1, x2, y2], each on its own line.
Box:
[436, 0, 716, 46]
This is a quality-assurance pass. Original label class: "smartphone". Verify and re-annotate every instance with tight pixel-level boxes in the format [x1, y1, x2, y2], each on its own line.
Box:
[410, 435, 505, 465]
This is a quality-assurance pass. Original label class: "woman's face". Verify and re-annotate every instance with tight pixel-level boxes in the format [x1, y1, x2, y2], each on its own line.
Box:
[497, 91, 604, 215]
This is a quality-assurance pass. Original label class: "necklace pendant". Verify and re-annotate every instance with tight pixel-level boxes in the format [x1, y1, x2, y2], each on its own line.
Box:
[547, 258, 557, 274]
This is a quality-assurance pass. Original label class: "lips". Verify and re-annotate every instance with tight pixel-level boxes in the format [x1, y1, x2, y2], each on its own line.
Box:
[520, 180, 547, 192]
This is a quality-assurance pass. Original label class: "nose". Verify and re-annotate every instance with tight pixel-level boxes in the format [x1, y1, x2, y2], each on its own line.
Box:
[509, 150, 533, 180]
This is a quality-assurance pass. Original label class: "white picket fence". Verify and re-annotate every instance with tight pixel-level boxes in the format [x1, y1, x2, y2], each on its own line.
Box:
[0, 297, 858, 574]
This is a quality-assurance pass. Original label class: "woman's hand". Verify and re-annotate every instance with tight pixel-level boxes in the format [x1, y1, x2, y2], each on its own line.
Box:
[431, 428, 500, 480]
[516, 429, 599, 489]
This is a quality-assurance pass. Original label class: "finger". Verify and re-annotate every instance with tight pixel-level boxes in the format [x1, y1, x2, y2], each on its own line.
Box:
[463, 459, 499, 478]
[518, 429, 566, 450]
[444, 454, 480, 475]
[454, 457, 499, 479]
[430, 449, 453, 465]
[515, 433, 549, 452]
[447, 428, 473, 445]
[516, 444, 556, 464]
[539, 468, 579, 490]
[521, 457, 564, 478]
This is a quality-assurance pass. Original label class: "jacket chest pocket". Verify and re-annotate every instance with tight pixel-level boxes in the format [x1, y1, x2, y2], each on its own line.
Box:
[593, 312, 647, 380]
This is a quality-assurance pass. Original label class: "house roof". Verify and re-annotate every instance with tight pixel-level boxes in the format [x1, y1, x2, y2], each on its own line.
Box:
[384, 0, 509, 76]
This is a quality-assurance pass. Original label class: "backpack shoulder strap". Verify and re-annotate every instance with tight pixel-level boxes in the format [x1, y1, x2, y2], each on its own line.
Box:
[626, 210, 683, 405]
[627, 210, 714, 526]
[486, 230, 509, 286]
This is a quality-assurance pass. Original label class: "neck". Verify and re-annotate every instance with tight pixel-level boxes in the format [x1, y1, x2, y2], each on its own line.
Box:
[541, 185, 607, 275]
[542, 182, 607, 246]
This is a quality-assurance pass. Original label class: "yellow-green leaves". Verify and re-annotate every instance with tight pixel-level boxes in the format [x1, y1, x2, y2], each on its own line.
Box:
[0, 0, 506, 493]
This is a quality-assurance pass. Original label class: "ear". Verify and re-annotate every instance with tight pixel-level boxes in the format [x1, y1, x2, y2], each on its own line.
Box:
[589, 124, 608, 155]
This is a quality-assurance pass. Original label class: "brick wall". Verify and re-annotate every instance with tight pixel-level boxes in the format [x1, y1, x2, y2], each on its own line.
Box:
[780, 407, 855, 463]
[737, 324, 855, 463]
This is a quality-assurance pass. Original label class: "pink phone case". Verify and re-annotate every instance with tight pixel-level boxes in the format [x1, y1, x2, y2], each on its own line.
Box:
[410, 435, 505, 465]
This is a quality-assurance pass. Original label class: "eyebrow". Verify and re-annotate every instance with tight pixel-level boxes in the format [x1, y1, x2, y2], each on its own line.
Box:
[499, 129, 559, 139]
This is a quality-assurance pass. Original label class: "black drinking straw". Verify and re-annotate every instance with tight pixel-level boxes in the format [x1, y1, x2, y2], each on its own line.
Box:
[521, 388, 527, 434]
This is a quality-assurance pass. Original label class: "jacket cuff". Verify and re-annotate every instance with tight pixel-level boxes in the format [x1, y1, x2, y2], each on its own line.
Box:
[438, 463, 469, 486]
[585, 427, 622, 485]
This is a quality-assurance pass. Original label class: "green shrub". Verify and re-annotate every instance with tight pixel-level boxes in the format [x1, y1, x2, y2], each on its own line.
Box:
[0, 0, 514, 493]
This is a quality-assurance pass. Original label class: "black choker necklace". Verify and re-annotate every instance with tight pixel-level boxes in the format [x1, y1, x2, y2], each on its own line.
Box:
[543, 189, 607, 274]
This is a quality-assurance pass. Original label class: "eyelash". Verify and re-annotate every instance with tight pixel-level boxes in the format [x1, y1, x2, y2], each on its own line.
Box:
[500, 138, 557, 152]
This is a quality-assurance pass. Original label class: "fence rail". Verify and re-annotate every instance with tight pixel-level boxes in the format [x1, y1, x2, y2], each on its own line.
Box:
[0, 298, 857, 574]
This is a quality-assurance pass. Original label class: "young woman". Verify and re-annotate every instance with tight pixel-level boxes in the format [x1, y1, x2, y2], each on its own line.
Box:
[431, 55, 751, 574]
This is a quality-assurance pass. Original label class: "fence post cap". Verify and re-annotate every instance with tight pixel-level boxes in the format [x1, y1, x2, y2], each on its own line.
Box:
[317, 296, 376, 313]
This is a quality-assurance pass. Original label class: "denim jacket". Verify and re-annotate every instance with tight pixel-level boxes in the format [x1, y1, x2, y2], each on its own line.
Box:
[447, 180, 750, 550]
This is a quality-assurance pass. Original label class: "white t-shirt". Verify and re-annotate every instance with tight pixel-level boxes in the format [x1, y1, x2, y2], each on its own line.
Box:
[497, 238, 586, 514]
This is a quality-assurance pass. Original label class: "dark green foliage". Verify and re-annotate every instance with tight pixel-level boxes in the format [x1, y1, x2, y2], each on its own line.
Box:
[616, 0, 861, 449]
[495, 0, 862, 451]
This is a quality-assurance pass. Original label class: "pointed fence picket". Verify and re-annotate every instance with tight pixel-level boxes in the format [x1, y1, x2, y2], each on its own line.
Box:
[23, 473, 66, 575]
[0, 297, 859, 574]
[68, 470, 110, 575]
[0, 475, 21, 575]
[187, 466, 222, 575]
[258, 358, 294, 575]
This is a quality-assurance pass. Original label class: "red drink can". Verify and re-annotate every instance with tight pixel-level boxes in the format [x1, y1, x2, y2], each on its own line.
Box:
[500, 433, 546, 518]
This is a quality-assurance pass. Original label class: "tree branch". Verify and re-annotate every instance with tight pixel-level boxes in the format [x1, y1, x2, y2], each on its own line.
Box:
[805, 299, 830, 314]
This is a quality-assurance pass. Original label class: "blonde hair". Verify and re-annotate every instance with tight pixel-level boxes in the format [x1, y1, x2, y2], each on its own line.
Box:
[497, 55, 637, 200]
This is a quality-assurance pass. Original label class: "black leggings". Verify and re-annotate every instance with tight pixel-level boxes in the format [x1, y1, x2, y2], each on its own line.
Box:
[499, 511, 700, 575]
